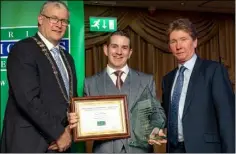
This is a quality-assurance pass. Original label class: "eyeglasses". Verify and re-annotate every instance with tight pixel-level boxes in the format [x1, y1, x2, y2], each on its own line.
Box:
[41, 14, 69, 26]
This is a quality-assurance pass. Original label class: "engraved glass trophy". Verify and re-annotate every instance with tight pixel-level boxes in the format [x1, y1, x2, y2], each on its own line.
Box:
[129, 86, 166, 149]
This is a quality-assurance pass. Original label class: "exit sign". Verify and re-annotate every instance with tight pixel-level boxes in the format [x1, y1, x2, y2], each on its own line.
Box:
[89, 17, 117, 32]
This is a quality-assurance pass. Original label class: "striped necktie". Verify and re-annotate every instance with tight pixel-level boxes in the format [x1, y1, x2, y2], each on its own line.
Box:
[51, 47, 69, 97]
[114, 70, 124, 90]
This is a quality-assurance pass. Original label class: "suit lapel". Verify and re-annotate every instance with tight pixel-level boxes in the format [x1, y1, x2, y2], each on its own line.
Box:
[182, 57, 202, 118]
[129, 69, 143, 111]
[166, 69, 178, 114]
[95, 69, 107, 95]
[165, 69, 177, 151]
[60, 51, 73, 98]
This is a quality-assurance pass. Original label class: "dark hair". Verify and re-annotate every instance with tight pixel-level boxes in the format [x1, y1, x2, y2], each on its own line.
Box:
[167, 18, 197, 40]
[107, 30, 131, 48]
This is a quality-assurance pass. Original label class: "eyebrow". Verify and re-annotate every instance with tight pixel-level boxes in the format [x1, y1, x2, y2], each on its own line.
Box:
[122, 45, 129, 48]
[110, 44, 129, 47]
[170, 36, 188, 41]
[49, 15, 68, 20]
[110, 43, 118, 46]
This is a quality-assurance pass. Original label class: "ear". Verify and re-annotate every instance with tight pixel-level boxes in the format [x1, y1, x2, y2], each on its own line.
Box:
[128, 49, 133, 58]
[103, 44, 108, 56]
[38, 15, 43, 25]
[193, 38, 198, 48]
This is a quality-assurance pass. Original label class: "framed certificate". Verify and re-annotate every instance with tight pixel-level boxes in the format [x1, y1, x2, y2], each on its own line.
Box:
[70, 95, 130, 142]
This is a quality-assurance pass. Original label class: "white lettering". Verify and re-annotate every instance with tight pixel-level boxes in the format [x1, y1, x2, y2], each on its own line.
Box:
[59, 42, 66, 50]
[8, 31, 14, 38]
[0, 43, 3, 55]
[1, 60, 6, 68]
[26, 31, 29, 37]
[0, 80, 6, 86]
[7, 43, 14, 53]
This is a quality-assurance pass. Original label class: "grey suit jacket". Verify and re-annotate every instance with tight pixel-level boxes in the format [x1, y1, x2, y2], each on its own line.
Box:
[84, 68, 166, 153]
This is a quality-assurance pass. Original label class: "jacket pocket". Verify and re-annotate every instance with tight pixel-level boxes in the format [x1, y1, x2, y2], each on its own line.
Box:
[204, 133, 220, 143]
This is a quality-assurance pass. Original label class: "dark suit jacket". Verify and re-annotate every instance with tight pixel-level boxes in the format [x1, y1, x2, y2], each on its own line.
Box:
[162, 57, 235, 153]
[0, 34, 77, 152]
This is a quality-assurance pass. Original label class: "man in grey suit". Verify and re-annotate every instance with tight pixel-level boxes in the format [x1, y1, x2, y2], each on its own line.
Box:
[78, 30, 166, 153]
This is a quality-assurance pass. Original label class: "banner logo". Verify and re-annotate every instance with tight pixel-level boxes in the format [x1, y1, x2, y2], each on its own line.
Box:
[0, 26, 70, 72]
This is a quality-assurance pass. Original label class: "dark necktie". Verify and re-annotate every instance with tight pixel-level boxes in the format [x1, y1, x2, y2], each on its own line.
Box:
[169, 66, 186, 146]
[51, 47, 69, 97]
[114, 70, 124, 90]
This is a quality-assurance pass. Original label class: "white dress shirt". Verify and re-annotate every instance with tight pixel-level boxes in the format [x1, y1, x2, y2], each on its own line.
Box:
[37, 31, 68, 78]
[106, 64, 129, 85]
[171, 53, 197, 142]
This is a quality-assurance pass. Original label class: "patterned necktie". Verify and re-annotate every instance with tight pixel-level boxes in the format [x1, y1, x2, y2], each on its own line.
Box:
[51, 47, 69, 97]
[169, 66, 186, 146]
[114, 70, 124, 90]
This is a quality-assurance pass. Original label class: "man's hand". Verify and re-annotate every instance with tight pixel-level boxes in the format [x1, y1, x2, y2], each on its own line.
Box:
[48, 141, 58, 151]
[68, 112, 79, 129]
[148, 128, 167, 145]
[56, 126, 72, 152]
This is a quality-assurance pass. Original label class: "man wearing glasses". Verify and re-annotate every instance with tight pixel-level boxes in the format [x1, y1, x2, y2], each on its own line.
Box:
[0, 1, 77, 153]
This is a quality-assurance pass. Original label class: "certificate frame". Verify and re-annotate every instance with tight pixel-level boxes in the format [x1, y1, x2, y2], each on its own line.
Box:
[70, 95, 130, 142]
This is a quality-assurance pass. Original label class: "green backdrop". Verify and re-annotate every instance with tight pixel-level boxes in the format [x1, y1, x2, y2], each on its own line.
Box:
[0, 1, 85, 152]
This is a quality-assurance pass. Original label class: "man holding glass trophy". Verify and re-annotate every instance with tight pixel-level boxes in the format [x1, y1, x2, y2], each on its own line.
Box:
[69, 30, 166, 153]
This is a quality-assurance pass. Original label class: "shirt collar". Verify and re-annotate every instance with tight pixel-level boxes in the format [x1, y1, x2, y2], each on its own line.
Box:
[178, 53, 197, 71]
[37, 31, 59, 51]
[106, 64, 129, 75]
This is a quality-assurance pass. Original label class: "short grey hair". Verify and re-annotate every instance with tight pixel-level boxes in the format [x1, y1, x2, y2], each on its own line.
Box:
[39, 1, 69, 15]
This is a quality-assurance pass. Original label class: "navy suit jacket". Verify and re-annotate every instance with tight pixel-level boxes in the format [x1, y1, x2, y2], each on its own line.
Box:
[0, 34, 77, 152]
[162, 57, 235, 153]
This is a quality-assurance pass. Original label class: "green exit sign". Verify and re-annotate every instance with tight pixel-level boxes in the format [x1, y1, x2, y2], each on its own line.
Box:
[89, 17, 117, 32]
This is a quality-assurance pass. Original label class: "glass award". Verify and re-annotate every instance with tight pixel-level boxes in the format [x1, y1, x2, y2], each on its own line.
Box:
[129, 86, 166, 149]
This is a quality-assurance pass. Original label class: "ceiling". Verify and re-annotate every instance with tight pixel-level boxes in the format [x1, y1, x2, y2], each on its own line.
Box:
[84, 0, 235, 14]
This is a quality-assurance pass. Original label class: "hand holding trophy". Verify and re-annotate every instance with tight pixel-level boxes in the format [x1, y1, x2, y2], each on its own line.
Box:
[148, 128, 167, 145]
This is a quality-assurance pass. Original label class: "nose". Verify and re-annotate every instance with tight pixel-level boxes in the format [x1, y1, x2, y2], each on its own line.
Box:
[56, 20, 62, 28]
[176, 41, 182, 49]
[116, 48, 122, 55]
